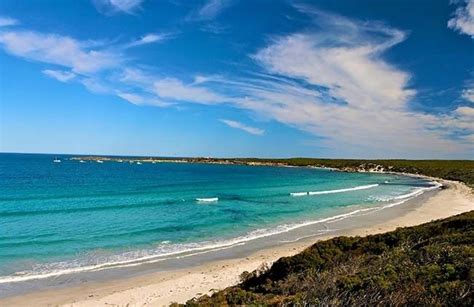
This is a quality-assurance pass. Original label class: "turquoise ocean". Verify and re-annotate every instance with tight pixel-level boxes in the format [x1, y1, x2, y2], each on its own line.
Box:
[0, 153, 440, 287]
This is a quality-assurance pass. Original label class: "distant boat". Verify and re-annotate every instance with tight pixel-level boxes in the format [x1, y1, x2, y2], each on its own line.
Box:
[136, 161, 142, 165]
[117, 159, 123, 163]
[53, 158, 61, 163]
[97, 160, 104, 164]
[79, 160, 86, 163]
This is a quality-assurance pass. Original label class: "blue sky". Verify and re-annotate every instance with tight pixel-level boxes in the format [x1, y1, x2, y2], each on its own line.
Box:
[0, 0, 473, 158]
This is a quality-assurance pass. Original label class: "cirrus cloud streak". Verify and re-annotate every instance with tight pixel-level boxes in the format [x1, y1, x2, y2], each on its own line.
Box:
[219, 119, 264, 136]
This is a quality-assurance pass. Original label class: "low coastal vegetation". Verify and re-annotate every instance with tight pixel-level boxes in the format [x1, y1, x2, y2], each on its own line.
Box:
[230, 158, 474, 187]
[182, 211, 474, 306]
[259, 158, 474, 186]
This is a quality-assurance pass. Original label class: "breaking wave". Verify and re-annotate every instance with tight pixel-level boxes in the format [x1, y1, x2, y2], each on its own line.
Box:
[291, 184, 379, 197]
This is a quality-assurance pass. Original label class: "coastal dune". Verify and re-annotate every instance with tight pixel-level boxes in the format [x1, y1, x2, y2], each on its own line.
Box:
[1, 178, 472, 307]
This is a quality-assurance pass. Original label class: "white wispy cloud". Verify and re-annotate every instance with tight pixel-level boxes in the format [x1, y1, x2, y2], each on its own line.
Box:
[92, 0, 144, 15]
[126, 33, 172, 48]
[153, 78, 226, 104]
[116, 91, 173, 107]
[80, 78, 112, 94]
[0, 19, 173, 109]
[219, 119, 264, 135]
[187, 0, 233, 21]
[119, 67, 154, 85]
[225, 7, 473, 156]
[462, 87, 474, 102]
[111, 23, 472, 156]
[42, 69, 76, 82]
[192, 74, 223, 85]
[253, 9, 412, 111]
[0, 16, 18, 27]
[0, 31, 121, 73]
[117, 92, 144, 104]
[448, 0, 474, 38]
[0, 6, 471, 158]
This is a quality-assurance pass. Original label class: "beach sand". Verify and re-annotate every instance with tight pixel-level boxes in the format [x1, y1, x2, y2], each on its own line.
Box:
[1, 179, 472, 307]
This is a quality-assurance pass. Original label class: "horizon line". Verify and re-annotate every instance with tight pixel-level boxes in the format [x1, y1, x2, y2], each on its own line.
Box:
[1, 151, 473, 162]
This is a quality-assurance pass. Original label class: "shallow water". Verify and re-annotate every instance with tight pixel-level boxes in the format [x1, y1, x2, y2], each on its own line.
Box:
[0, 153, 438, 287]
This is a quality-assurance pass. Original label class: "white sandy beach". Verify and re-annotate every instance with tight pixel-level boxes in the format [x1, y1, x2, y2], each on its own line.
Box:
[1, 179, 472, 307]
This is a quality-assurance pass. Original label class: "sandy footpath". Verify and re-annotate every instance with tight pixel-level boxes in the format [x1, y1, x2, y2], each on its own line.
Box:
[1, 179, 472, 307]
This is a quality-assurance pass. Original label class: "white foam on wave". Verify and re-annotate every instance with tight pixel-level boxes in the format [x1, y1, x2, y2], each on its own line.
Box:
[0, 182, 442, 285]
[370, 181, 442, 202]
[290, 192, 308, 197]
[0, 206, 380, 284]
[309, 184, 379, 195]
[0, 240, 244, 284]
[196, 197, 218, 203]
[291, 184, 379, 197]
[370, 181, 442, 211]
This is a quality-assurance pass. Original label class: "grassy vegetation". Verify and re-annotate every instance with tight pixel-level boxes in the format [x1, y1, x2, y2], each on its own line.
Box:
[183, 211, 474, 306]
[230, 158, 474, 186]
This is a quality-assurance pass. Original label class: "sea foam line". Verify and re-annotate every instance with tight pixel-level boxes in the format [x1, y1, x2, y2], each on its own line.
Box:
[290, 192, 308, 196]
[370, 181, 442, 202]
[0, 205, 385, 284]
[291, 184, 379, 197]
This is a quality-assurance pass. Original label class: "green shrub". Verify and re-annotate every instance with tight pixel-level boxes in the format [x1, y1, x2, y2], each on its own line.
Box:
[183, 211, 474, 306]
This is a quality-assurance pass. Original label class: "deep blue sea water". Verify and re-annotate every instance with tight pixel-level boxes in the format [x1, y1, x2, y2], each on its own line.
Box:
[0, 153, 439, 284]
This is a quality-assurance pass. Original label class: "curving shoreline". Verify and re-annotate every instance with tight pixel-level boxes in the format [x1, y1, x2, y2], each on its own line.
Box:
[1, 177, 472, 307]
[0, 170, 426, 287]
[0, 173, 436, 286]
